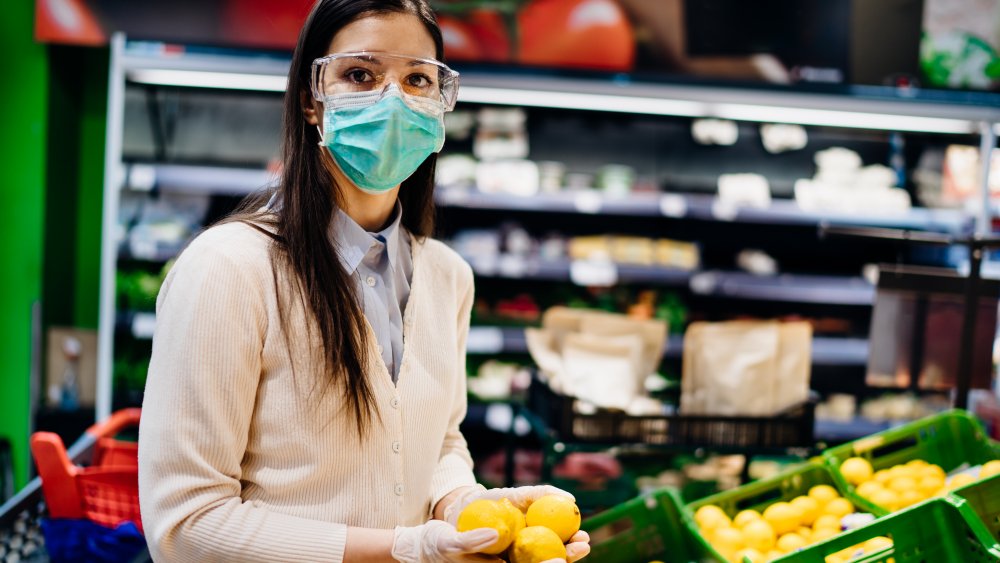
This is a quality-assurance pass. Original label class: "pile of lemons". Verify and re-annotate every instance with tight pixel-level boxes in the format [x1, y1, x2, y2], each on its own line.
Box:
[840, 456, 1000, 512]
[457, 494, 581, 563]
[694, 484, 859, 562]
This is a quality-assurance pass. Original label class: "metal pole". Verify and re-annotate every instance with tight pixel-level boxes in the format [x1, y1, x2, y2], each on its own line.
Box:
[955, 243, 983, 410]
[96, 33, 127, 422]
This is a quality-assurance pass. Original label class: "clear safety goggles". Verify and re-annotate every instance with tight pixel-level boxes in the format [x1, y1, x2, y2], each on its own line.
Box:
[311, 51, 460, 114]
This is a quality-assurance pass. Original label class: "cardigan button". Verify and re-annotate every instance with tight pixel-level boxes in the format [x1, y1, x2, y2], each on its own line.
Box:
[392, 441, 401, 453]
[390, 397, 400, 409]
[394, 483, 404, 496]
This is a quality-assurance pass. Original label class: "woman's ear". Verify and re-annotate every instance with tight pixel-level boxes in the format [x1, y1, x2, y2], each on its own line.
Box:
[301, 89, 321, 126]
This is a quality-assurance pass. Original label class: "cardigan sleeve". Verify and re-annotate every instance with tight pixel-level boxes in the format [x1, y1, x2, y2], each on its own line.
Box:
[138, 229, 349, 563]
[427, 261, 479, 514]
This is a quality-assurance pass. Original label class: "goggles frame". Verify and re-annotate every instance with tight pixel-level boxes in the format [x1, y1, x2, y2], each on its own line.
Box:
[311, 50, 460, 112]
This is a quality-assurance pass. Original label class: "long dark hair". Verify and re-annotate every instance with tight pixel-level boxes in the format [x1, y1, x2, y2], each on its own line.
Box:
[227, 0, 443, 437]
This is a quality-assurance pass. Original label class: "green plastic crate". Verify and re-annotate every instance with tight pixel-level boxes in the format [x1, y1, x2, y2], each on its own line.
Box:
[822, 410, 1000, 516]
[766, 497, 1000, 562]
[685, 463, 860, 562]
[951, 473, 1000, 545]
[582, 488, 721, 563]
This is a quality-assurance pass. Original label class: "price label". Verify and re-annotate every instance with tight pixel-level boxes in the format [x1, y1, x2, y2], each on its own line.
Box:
[688, 272, 718, 295]
[659, 194, 688, 218]
[466, 327, 505, 354]
[711, 199, 739, 221]
[573, 191, 603, 214]
[129, 164, 157, 191]
[570, 259, 618, 287]
[132, 313, 157, 339]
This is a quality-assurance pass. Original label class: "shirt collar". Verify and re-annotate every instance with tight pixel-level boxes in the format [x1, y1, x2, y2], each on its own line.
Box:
[330, 202, 405, 274]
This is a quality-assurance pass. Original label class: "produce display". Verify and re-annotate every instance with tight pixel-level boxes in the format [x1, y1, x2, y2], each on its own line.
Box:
[840, 456, 1000, 512]
[457, 494, 581, 563]
[693, 485, 873, 562]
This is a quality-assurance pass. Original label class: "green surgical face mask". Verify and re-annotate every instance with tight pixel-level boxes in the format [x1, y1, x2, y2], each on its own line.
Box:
[319, 87, 445, 194]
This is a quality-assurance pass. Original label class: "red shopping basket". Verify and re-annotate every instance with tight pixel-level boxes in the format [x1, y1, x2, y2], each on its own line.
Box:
[30, 408, 142, 533]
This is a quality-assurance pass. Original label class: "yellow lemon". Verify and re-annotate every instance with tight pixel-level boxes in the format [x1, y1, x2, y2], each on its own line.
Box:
[855, 481, 884, 500]
[696, 505, 732, 532]
[840, 458, 874, 485]
[812, 514, 841, 533]
[808, 485, 840, 505]
[862, 536, 893, 553]
[948, 473, 976, 490]
[917, 474, 945, 496]
[762, 502, 801, 536]
[776, 532, 808, 553]
[897, 489, 924, 508]
[811, 526, 840, 543]
[795, 527, 813, 543]
[822, 498, 853, 519]
[741, 519, 776, 552]
[981, 460, 1000, 479]
[500, 498, 526, 539]
[457, 499, 514, 554]
[733, 509, 763, 529]
[889, 465, 916, 481]
[905, 459, 928, 470]
[888, 476, 917, 494]
[869, 488, 899, 511]
[921, 464, 946, 481]
[525, 494, 581, 543]
[790, 496, 820, 526]
[765, 549, 784, 561]
[510, 526, 567, 563]
[712, 527, 746, 559]
[871, 469, 892, 485]
[732, 548, 765, 563]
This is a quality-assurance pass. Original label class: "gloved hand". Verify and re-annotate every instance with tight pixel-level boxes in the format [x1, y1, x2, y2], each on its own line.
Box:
[391, 519, 500, 562]
[442, 485, 592, 562]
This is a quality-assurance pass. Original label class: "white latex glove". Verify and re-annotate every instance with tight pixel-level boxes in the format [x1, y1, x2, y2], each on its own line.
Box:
[392, 519, 501, 562]
[443, 485, 592, 562]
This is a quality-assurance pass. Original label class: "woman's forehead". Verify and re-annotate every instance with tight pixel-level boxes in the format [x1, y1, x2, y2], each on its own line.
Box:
[325, 12, 436, 60]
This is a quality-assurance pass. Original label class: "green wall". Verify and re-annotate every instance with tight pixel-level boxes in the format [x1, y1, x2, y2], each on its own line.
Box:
[0, 1, 47, 489]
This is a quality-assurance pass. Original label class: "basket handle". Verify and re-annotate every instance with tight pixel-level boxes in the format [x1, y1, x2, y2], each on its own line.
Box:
[30, 432, 84, 520]
[85, 407, 141, 439]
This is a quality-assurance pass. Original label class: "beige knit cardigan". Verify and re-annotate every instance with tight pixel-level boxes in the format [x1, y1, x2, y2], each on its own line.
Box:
[138, 221, 478, 562]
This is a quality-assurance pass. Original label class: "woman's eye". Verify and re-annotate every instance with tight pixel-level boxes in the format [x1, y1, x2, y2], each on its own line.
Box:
[345, 69, 373, 84]
[407, 74, 433, 89]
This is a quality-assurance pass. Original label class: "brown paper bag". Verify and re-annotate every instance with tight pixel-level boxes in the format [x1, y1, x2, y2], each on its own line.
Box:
[681, 320, 811, 416]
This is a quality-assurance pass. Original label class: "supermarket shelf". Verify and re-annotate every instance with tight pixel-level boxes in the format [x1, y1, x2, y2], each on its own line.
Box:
[814, 417, 896, 442]
[689, 271, 875, 305]
[123, 162, 275, 196]
[463, 254, 695, 287]
[118, 163, 973, 237]
[118, 41, 1000, 132]
[437, 188, 974, 234]
[467, 326, 869, 366]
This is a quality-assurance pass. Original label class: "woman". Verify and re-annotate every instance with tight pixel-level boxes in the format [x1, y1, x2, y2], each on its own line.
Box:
[137, 0, 591, 561]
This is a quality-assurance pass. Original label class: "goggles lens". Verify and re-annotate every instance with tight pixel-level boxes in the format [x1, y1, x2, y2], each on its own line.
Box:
[311, 51, 460, 111]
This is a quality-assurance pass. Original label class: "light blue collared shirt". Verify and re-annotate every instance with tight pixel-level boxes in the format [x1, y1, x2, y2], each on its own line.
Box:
[330, 204, 412, 383]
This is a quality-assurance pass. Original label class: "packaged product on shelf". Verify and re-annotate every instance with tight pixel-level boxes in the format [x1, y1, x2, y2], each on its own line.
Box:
[681, 320, 811, 416]
[525, 307, 668, 412]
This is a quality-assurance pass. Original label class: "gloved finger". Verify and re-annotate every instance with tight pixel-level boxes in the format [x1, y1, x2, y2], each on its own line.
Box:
[509, 485, 576, 511]
[453, 528, 500, 552]
[566, 540, 591, 562]
[568, 530, 590, 544]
